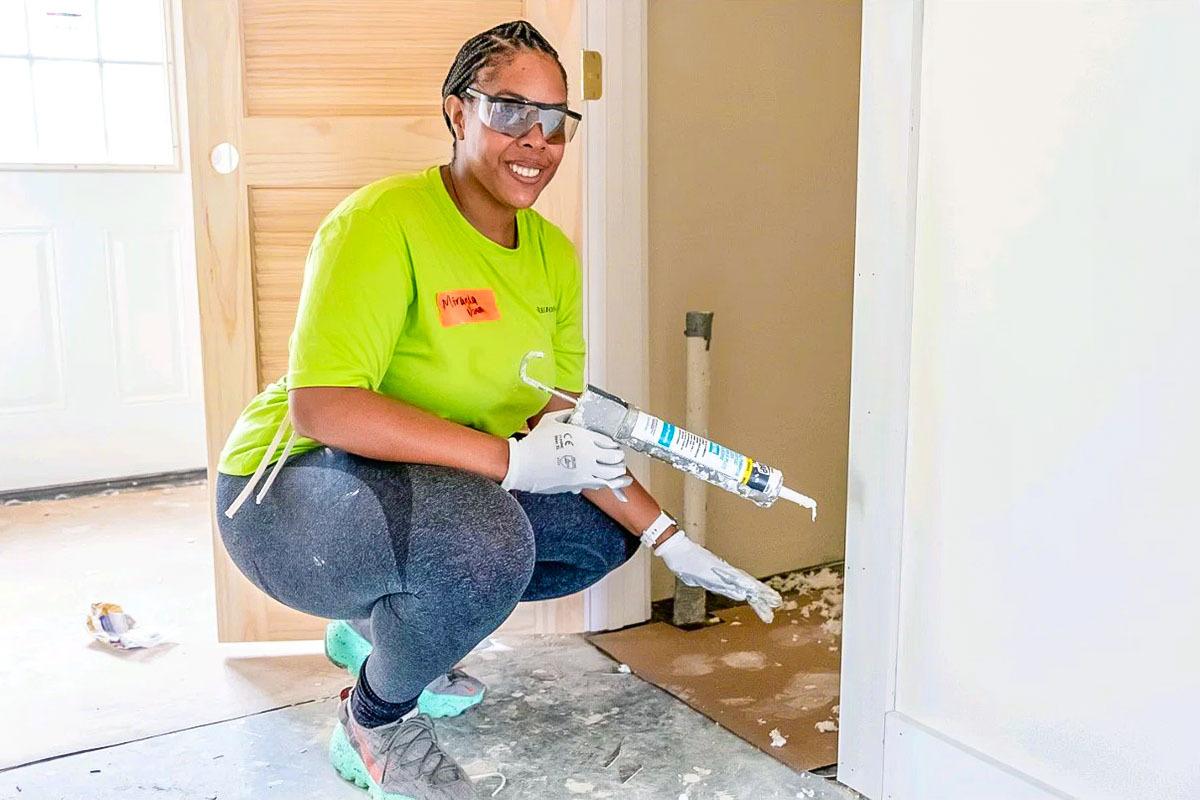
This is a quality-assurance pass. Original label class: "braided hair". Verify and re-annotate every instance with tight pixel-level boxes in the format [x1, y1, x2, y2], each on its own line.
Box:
[441, 20, 569, 153]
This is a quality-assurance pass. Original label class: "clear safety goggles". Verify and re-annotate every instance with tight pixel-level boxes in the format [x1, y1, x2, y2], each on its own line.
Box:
[463, 87, 582, 144]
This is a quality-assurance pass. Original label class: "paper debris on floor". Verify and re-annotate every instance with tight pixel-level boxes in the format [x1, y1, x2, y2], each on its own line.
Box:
[85, 602, 166, 650]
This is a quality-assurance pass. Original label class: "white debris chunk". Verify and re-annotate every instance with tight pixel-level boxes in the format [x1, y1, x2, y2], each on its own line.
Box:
[815, 720, 839, 733]
[766, 565, 842, 594]
[769, 728, 788, 748]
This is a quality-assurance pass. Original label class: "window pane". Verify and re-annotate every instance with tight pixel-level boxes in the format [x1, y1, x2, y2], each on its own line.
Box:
[98, 0, 164, 63]
[0, 58, 37, 161]
[0, 1, 30, 56]
[103, 62, 172, 164]
[27, 0, 97, 59]
[32, 59, 105, 162]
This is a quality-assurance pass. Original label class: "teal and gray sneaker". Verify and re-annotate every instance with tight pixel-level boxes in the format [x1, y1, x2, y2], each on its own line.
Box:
[324, 619, 374, 678]
[325, 620, 486, 719]
[329, 687, 477, 799]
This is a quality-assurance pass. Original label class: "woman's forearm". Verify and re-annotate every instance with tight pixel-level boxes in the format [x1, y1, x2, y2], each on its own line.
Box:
[290, 387, 675, 546]
[583, 476, 679, 550]
[533, 396, 678, 549]
[289, 386, 510, 481]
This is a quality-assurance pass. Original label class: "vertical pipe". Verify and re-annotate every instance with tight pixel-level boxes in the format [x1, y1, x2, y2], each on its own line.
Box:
[673, 311, 714, 626]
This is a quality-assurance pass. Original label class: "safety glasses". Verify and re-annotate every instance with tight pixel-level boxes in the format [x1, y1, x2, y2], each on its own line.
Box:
[463, 87, 582, 144]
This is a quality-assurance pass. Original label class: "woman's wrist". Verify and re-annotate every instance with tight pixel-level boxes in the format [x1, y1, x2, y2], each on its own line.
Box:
[639, 510, 680, 550]
[651, 525, 680, 551]
[486, 434, 513, 483]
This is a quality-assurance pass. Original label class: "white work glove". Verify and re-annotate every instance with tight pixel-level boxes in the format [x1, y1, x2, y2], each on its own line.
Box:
[654, 531, 783, 623]
[501, 410, 633, 495]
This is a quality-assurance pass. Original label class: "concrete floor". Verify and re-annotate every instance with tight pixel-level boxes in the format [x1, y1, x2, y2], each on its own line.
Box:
[1, 483, 863, 800]
[0, 483, 351, 770]
[2, 636, 861, 800]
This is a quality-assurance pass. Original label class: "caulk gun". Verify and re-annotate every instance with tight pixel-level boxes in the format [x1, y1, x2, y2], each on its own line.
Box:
[519, 351, 818, 520]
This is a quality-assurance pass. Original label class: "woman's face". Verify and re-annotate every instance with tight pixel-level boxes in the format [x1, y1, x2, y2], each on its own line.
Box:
[447, 51, 568, 210]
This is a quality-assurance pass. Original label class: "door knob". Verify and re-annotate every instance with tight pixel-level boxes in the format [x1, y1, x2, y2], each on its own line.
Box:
[210, 142, 239, 175]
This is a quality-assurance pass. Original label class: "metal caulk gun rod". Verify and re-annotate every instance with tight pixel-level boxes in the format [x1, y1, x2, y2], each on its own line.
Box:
[519, 352, 628, 503]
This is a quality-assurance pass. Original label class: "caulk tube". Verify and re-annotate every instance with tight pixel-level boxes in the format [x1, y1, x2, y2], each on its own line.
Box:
[516, 350, 817, 517]
[569, 385, 818, 518]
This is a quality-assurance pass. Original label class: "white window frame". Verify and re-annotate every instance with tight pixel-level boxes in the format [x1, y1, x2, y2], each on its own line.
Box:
[0, 0, 182, 173]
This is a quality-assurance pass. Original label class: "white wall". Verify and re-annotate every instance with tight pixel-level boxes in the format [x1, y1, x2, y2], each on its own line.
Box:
[895, 3, 1200, 798]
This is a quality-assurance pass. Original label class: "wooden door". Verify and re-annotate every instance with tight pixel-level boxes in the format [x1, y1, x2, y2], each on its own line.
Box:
[183, 0, 583, 642]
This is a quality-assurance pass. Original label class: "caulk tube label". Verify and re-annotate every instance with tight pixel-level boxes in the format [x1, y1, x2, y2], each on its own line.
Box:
[629, 411, 773, 488]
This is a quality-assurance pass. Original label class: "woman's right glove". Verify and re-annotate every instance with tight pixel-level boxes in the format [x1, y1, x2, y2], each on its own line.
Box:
[654, 530, 783, 624]
[500, 410, 633, 495]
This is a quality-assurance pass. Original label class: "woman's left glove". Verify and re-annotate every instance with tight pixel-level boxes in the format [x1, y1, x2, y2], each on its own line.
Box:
[653, 531, 783, 623]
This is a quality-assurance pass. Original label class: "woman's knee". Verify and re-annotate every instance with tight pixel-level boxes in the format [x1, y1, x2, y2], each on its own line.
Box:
[463, 483, 537, 603]
[407, 467, 536, 606]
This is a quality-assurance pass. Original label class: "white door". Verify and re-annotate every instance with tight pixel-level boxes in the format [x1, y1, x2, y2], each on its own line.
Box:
[0, 0, 205, 492]
[841, 2, 1200, 799]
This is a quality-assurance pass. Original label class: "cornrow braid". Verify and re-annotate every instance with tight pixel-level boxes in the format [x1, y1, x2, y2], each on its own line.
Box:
[441, 20, 569, 152]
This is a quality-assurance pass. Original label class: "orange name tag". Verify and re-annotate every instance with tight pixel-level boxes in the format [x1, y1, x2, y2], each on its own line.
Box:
[436, 288, 501, 327]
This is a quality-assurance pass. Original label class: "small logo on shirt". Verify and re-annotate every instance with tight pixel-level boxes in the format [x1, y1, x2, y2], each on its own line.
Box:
[437, 289, 501, 327]
[537, 304, 557, 314]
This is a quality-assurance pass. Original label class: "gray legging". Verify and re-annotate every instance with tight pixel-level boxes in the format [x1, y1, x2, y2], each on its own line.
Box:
[215, 446, 639, 704]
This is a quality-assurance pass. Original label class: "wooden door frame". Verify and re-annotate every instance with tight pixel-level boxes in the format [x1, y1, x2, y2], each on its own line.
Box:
[838, 0, 923, 796]
[579, 0, 651, 632]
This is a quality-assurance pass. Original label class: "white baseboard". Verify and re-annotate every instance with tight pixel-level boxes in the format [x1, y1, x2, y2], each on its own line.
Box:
[882, 713, 1073, 800]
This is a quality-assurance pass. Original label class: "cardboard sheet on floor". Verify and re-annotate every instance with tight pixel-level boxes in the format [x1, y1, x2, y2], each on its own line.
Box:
[588, 594, 841, 773]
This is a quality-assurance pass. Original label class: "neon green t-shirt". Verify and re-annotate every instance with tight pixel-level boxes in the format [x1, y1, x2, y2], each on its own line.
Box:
[217, 166, 586, 476]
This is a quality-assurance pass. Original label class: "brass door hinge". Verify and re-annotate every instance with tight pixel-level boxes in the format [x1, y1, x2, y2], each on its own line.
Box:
[582, 50, 602, 100]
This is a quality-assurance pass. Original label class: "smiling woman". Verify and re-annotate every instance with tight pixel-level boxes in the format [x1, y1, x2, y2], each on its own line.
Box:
[209, 18, 776, 800]
[437, 22, 578, 244]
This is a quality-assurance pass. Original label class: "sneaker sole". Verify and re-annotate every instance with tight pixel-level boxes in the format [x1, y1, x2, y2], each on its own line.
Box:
[329, 722, 417, 800]
[324, 621, 370, 679]
[417, 686, 485, 719]
[327, 622, 485, 719]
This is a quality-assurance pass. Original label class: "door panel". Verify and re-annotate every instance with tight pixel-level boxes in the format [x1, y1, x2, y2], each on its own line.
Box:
[0, 173, 206, 492]
[184, 0, 582, 641]
[248, 186, 351, 384]
[240, 1, 524, 117]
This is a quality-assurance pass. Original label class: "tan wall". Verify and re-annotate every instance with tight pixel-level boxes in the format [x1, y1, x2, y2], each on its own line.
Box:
[647, 0, 862, 600]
